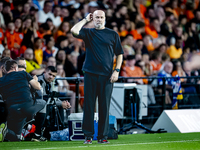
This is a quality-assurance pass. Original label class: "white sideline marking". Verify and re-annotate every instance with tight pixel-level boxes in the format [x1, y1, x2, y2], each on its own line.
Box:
[19, 140, 200, 150]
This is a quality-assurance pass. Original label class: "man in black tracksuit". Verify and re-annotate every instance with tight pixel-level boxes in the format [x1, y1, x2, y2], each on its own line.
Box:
[71, 10, 123, 144]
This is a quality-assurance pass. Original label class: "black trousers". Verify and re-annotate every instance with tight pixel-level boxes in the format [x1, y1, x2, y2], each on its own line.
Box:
[82, 72, 113, 140]
[6, 99, 46, 141]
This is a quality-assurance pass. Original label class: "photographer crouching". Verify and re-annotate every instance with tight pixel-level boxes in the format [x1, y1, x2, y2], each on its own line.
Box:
[0, 60, 46, 142]
[33, 66, 71, 140]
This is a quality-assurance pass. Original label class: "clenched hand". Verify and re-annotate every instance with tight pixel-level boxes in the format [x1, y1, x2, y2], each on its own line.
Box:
[110, 71, 119, 83]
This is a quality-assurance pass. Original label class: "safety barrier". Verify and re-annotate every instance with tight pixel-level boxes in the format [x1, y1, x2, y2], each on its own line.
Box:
[55, 76, 200, 124]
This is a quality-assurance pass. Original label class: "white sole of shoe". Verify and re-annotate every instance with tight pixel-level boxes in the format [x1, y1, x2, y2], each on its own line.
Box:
[31, 138, 47, 142]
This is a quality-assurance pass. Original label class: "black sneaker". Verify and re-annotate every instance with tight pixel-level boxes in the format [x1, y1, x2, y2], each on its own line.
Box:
[98, 139, 110, 144]
[0, 122, 7, 142]
[83, 137, 92, 144]
[31, 133, 47, 142]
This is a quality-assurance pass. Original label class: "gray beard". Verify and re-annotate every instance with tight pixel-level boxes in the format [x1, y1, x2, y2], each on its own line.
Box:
[94, 22, 105, 29]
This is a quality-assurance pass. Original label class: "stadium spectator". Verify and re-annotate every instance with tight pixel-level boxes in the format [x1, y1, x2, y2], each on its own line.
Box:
[142, 53, 153, 76]
[32, 0, 45, 11]
[2, 49, 11, 58]
[46, 18, 55, 34]
[71, 8, 83, 25]
[54, 21, 70, 42]
[166, 37, 183, 60]
[156, 43, 167, 54]
[37, 22, 51, 39]
[22, 2, 31, 17]
[150, 51, 162, 75]
[166, 24, 183, 46]
[43, 34, 58, 62]
[2, 1, 12, 26]
[20, 16, 35, 54]
[51, 5, 62, 27]
[121, 55, 145, 84]
[0, 26, 4, 49]
[64, 51, 79, 78]
[129, 21, 145, 40]
[4, 21, 21, 59]
[33, 37, 43, 65]
[46, 56, 56, 67]
[37, 0, 53, 24]
[158, 61, 174, 104]
[122, 45, 135, 60]
[172, 60, 186, 81]
[56, 49, 67, 65]
[24, 48, 45, 75]
[145, 18, 160, 39]
[60, 6, 70, 19]
[55, 36, 70, 52]
[0, 0, 5, 30]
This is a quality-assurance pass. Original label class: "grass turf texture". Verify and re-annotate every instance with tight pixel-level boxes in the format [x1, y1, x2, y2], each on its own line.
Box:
[1, 132, 200, 150]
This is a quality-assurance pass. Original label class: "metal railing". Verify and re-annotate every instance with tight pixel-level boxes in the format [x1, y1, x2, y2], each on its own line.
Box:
[55, 76, 200, 115]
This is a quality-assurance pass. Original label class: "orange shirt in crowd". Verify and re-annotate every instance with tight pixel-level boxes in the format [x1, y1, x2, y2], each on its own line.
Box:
[34, 49, 43, 65]
[37, 30, 52, 39]
[129, 30, 142, 40]
[121, 66, 148, 84]
[195, 0, 199, 9]
[186, 10, 195, 20]
[121, 66, 143, 77]
[172, 70, 186, 82]
[146, 43, 155, 51]
[54, 30, 66, 42]
[166, 45, 183, 59]
[20, 45, 27, 55]
[165, 7, 179, 18]
[145, 26, 158, 39]
[0, 28, 4, 44]
[140, 4, 147, 19]
[15, 32, 24, 46]
[139, 4, 150, 26]
[150, 61, 162, 71]
[119, 30, 128, 37]
[5, 30, 23, 50]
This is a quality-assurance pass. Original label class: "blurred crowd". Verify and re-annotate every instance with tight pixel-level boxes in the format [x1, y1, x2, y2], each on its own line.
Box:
[0, 0, 200, 106]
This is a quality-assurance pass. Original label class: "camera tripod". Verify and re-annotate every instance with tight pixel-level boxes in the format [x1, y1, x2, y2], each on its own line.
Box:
[43, 92, 65, 133]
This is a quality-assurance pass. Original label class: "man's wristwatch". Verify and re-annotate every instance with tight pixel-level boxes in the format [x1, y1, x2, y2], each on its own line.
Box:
[114, 68, 120, 72]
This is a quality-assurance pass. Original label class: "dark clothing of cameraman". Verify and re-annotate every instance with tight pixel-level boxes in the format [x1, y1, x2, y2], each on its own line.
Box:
[0, 71, 45, 141]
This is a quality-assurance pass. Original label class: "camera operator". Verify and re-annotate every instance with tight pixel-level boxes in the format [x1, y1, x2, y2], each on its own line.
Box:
[15, 57, 49, 141]
[15, 57, 27, 71]
[34, 66, 71, 138]
[0, 57, 11, 134]
[0, 60, 45, 142]
[0, 57, 12, 77]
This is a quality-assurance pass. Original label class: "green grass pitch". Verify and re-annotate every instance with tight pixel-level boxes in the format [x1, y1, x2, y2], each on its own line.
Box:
[1, 132, 200, 150]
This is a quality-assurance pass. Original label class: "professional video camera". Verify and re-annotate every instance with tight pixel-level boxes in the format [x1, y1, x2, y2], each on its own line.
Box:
[43, 91, 60, 101]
